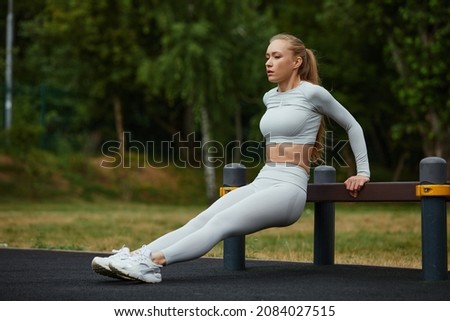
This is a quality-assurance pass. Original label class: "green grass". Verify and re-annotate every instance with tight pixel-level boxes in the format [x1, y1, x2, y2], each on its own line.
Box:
[1, 201, 448, 269]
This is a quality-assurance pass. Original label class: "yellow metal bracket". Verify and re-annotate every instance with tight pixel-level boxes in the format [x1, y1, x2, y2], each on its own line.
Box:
[415, 184, 450, 197]
[219, 186, 238, 197]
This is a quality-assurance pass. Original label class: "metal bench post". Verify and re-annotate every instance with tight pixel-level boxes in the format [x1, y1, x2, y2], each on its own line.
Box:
[419, 157, 448, 281]
[313, 165, 336, 265]
[223, 163, 246, 271]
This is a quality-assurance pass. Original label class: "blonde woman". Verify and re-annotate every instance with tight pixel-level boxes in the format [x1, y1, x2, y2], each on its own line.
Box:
[92, 33, 370, 283]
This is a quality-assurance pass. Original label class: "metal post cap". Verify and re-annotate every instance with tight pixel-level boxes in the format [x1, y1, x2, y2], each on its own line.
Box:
[314, 165, 336, 184]
[419, 157, 447, 184]
[223, 163, 246, 187]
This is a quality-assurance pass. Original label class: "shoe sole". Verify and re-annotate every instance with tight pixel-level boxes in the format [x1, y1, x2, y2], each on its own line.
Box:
[109, 264, 162, 284]
[92, 261, 132, 280]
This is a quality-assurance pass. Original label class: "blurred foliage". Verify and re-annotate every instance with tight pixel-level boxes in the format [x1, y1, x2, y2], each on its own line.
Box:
[1, 0, 449, 203]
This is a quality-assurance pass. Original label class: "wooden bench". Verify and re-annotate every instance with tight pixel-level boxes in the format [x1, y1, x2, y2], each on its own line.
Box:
[222, 157, 449, 281]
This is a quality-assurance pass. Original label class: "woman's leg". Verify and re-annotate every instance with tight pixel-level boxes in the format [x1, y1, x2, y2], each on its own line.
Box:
[106, 167, 308, 282]
[160, 182, 306, 265]
[142, 184, 257, 252]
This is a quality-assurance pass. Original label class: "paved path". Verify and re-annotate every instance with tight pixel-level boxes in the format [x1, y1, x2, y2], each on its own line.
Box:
[1, 248, 449, 301]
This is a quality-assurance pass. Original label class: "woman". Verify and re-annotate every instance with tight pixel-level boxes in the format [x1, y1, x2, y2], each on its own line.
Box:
[92, 33, 370, 283]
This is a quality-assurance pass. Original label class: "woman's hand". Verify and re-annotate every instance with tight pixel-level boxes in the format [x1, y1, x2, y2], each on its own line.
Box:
[344, 175, 370, 198]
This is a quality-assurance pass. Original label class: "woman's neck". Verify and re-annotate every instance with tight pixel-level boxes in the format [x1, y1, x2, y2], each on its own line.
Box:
[277, 76, 301, 92]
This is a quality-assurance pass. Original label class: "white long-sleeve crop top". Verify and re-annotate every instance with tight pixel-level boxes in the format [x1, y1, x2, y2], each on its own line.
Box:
[260, 81, 370, 177]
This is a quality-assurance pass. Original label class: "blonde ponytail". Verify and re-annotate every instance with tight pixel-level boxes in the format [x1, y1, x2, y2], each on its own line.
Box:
[302, 49, 320, 85]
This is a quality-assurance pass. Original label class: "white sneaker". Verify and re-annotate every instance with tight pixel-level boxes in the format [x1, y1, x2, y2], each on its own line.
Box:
[109, 252, 162, 283]
[91, 246, 132, 280]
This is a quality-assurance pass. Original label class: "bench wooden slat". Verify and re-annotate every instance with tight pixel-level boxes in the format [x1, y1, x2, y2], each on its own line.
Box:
[307, 182, 421, 202]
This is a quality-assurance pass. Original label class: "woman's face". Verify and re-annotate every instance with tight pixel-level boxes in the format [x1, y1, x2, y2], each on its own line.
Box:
[265, 39, 300, 84]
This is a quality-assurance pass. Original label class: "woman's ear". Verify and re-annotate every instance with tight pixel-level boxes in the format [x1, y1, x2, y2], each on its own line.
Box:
[294, 56, 302, 69]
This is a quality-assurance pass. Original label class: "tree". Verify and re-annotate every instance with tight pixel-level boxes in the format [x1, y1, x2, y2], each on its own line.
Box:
[139, 0, 275, 202]
[20, 0, 162, 198]
[12, 0, 276, 201]
[24, 1, 153, 146]
[320, 0, 450, 178]
[370, 0, 450, 170]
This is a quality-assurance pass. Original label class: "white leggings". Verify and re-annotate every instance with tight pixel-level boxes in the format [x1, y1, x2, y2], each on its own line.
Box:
[145, 164, 309, 265]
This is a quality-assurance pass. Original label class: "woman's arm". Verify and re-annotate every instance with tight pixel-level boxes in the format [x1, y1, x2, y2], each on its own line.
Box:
[305, 84, 370, 197]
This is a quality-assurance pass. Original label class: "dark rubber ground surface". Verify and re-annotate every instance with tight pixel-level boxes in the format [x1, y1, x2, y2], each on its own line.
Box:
[1, 248, 449, 301]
